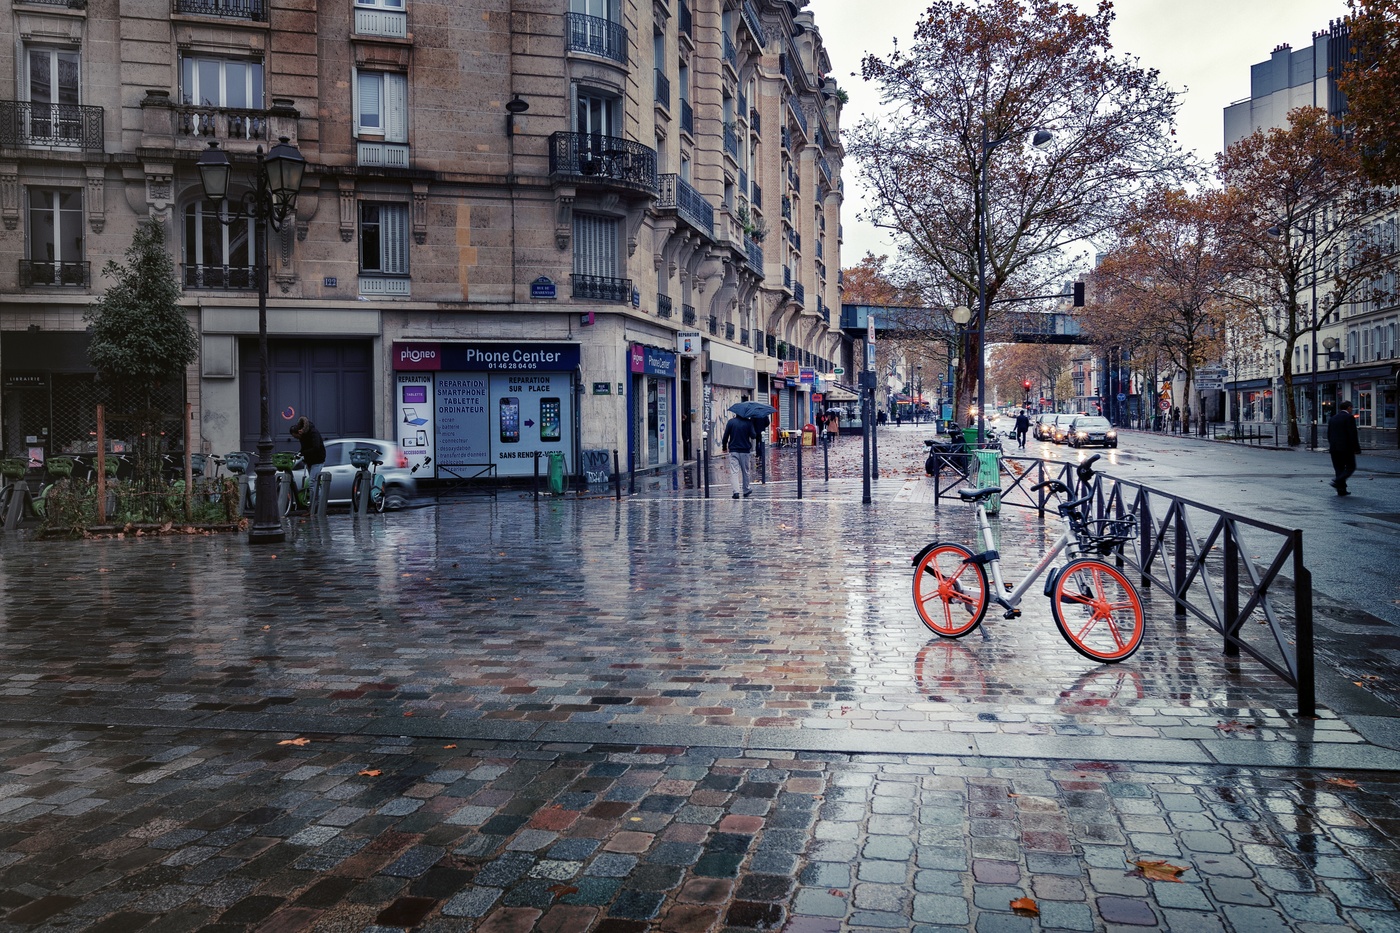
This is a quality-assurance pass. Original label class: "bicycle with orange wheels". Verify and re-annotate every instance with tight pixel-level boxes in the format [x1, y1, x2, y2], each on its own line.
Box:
[911, 454, 1146, 663]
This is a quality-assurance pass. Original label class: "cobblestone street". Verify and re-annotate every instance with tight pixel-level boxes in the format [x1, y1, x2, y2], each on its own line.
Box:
[2, 426, 1399, 931]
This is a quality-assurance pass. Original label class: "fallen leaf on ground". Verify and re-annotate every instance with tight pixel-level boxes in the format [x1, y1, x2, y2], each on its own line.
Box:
[547, 884, 579, 899]
[1216, 720, 1256, 733]
[1010, 897, 1039, 915]
[443, 744, 457, 749]
[277, 738, 310, 746]
[358, 769, 381, 777]
[1131, 859, 1190, 882]
[828, 889, 847, 898]
[1324, 777, 1361, 789]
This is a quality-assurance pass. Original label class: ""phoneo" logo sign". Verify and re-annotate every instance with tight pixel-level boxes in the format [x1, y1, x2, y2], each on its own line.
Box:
[396, 344, 440, 370]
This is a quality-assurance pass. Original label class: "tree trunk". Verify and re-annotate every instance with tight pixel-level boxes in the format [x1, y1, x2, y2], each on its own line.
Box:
[1281, 353, 1299, 447]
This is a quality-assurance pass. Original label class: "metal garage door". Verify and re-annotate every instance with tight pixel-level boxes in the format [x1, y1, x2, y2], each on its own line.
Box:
[238, 339, 373, 453]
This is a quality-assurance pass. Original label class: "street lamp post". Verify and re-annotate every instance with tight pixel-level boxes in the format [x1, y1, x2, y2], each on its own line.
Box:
[974, 125, 1051, 445]
[916, 364, 923, 423]
[1268, 222, 1320, 448]
[197, 137, 307, 545]
[951, 305, 973, 429]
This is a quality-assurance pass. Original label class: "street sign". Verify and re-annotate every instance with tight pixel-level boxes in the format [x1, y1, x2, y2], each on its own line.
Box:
[1159, 400, 1171, 411]
[1116, 393, 1126, 402]
[834, 367, 845, 375]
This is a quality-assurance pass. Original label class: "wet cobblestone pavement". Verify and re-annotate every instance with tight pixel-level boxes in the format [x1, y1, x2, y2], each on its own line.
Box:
[2, 427, 1399, 931]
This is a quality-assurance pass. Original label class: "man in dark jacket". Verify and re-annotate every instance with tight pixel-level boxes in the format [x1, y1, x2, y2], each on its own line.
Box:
[1326, 400, 1361, 496]
[720, 414, 757, 499]
[290, 416, 327, 498]
[1013, 410, 1031, 448]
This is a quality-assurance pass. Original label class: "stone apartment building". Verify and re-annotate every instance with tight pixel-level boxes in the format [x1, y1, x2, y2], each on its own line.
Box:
[0, 0, 848, 482]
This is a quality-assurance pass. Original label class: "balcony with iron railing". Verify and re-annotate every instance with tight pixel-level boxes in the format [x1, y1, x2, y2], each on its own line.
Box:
[725, 322, 736, 341]
[751, 184, 761, 209]
[19, 260, 89, 288]
[816, 240, 823, 259]
[679, 0, 692, 38]
[793, 282, 805, 307]
[723, 33, 738, 72]
[657, 174, 716, 239]
[783, 266, 791, 289]
[818, 156, 831, 181]
[174, 0, 264, 20]
[654, 70, 670, 108]
[657, 294, 673, 318]
[789, 100, 808, 138]
[680, 100, 694, 136]
[749, 108, 761, 134]
[781, 196, 792, 221]
[780, 127, 790, 151]
[723, 122, 739, 159]
[740, 328, 750, 347]
[744, 236, 763, 273]
[755, 329, 765, 354]
[572, 274, 633, 302]
[767, 334, 777, 357]
[738, 169, 748, 197]
[0, 102, 104, 152]
[683, 304, 697, 326]
[566, 12, 629, 66]
[182, 264, 255, 290]
[781, 52, 798, 89]
[741, 0, 765, 46]
[23, 0, 87, 5]
[549, 132, 658, 196]
[708, 315, 718, 336]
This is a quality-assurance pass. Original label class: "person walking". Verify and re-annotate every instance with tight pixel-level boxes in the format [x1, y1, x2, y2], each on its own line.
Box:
[1326, 400, 1361, 496]
[289, 415, 327, 507]
[1013, 410, 1031, 449]
[720, 412, 757, 499]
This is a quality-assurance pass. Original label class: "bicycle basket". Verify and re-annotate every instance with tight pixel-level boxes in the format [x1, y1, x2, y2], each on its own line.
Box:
[349, 447, 378, 469]
[1079, 516, 1138, 552]
[0, 458, 27, 479]
[45, 456, 75, 478]
[272, 452, 299, 471]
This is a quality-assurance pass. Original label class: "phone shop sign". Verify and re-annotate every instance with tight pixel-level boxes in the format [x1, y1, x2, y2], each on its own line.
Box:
[394, 342, 580, 372]
[629, 343, 677, 378]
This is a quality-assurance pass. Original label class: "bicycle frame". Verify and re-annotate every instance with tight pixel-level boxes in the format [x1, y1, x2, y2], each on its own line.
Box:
[970, 498, 1079, 615]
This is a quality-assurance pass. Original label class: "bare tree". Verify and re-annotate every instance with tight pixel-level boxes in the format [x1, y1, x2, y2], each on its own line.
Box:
[845, 0, 1189, 424]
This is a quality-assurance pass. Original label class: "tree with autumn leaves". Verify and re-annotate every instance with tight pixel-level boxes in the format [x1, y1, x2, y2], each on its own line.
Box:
[845, 0, 1188, 425]
[1215, 106, 1398, 446]
[1338, 0, 1400, 187]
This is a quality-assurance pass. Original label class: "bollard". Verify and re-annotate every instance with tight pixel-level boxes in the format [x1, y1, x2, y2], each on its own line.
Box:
[276, 471, 293, 515]
[356, 470, 372, 516]
[702, 444, 710, 498]
[311, 472, 331, 518]
[796, 428, 803, 499]
[613, 450, 622, 500]
[823, 433, 830, 481]
[533, 450, 541, 500]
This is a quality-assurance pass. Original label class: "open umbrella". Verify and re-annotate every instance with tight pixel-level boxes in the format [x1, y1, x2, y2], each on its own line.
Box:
[728, 401, 777, 419]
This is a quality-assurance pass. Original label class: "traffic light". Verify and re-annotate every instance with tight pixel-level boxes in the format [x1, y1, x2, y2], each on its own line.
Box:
[1022, 379, 1032, 391]
[1073, 281, 1085, 307]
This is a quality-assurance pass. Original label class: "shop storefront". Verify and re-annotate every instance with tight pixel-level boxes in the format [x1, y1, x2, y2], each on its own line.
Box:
[393, 341, 580, 479]
[1228, 379, 1273, 423]
[628, 343, 677, 470]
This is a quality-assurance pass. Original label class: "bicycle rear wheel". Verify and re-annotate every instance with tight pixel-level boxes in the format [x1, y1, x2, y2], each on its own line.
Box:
[1050, 558, 1145, 662]
[369, 475, 386, 513]
[911, 543, 989, 637]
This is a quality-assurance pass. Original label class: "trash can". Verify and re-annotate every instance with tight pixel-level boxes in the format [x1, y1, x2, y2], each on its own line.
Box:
[547, 451, 566, 494]
[973, 449, 1001, 514]
[962, 427, 979, 448]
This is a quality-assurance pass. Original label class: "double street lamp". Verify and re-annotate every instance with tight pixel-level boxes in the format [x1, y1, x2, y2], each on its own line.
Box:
[197, 137, 307, 544]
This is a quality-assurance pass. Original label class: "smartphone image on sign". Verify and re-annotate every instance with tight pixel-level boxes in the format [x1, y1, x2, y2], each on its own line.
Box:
[540, 397, 561, 442]
[500, 396, 520, 443]
[416, 429, 427, 447]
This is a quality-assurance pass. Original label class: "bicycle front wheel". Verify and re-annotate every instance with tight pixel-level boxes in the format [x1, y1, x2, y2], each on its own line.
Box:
[912, 543, 989, 638]
[1050, 558, 1145, 662]
[369, 475, 386, 514]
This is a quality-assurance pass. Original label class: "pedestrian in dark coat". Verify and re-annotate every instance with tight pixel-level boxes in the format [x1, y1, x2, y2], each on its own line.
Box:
[1326, 400, 1361, 496]
[1013, 411, 1031, 448]
[720, 414, 757, 498]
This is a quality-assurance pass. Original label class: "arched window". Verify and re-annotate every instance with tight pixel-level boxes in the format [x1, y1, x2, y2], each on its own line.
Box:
[182, 198, 251, 290]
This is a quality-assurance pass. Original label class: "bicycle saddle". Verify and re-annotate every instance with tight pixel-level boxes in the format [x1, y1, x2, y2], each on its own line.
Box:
[956, 486, 1001, 502]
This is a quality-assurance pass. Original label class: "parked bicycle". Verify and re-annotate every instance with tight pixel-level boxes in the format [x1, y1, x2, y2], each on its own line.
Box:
[911, 454, 1145, 662]
[272, 452, 313, 515]
[0, 458, 29, 528]
[350, 446, 386, 513]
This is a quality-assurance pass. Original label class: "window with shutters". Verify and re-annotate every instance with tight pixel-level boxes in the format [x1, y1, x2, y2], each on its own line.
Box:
[359, 202, 410, 296]
[354, 70, 409, 168]
[572, 213, 629, 301]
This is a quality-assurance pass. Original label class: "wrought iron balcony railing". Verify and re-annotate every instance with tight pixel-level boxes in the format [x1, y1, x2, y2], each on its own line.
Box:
[723, 33, 738, 71]
[683, 304, 697, 326]
[741, 328, 749, 347]
[755, 329, 765, 354]
[174, 0, 265, 19]
[741, 0, 765, 45]
[679, 0, 692, 37]
[657, 174, 716, 238]
[0, 101, 104, 151]
[723, 122, 739, 159]
[572, 274, 632, 303]
[725, 322, 736, 341]
[182, 264, 255, 290]
[654, 70, 670, 107]
[744, 236, 763, 273]
[794, 282, 805, 306]
[566, 12, 629, 66]
[19, 260, 89, 288]
[708, 315, 718, 336]
[657, 294, 673, 318]
[680, 100, 694, 136]
[752, 184, 762, 209]
[549, 132, 657, 195]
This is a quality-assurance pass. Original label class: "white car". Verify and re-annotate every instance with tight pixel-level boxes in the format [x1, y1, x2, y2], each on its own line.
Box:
[320, 438, 418, 509]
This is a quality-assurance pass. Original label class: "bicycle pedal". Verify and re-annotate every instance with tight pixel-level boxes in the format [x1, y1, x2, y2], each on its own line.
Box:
[1003, 608, 1021, 619]
[1003, 583, 1013, 592]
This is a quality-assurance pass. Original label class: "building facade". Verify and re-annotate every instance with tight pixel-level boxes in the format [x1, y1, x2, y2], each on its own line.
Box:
[0, 0, 849, 481]
[1221, 20, 1398, 439]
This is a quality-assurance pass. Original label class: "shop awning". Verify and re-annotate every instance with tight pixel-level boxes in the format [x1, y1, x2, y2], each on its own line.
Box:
[824, 385, 859, 402]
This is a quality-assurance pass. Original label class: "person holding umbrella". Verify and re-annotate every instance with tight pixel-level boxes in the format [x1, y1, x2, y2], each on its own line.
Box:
[723, 401, 775, 499]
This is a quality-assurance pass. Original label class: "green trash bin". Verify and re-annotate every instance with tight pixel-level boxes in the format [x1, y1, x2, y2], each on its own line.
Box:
[961, 427, 979, 448]
[973, 449, 1001, 514]
[547, 451, 565, 495]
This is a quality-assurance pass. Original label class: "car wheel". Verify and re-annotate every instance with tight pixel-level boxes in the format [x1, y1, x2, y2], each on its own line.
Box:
[383, 485, 410, 511]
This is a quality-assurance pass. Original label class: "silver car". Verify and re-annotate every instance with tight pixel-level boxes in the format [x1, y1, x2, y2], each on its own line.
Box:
[321, 438, 417, 510]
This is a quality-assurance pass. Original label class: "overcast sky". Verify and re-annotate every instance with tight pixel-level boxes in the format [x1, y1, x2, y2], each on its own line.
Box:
[806, 0, 1349, 265]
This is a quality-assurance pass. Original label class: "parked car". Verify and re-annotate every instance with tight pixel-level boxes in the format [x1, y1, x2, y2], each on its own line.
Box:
[321, 438, 417, 509]
[1033, 412, 1058, 440]
[1050, 413, 1079, 444]
[1067, 416, 1118, 448]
